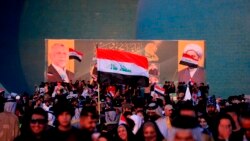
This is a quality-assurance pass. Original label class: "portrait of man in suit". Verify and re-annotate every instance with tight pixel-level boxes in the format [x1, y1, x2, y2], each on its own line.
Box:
[47, 43, 74, 83]
[178, 43, 205, 84]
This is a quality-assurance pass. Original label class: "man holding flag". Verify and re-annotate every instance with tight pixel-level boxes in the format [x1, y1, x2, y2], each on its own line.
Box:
[96, 48, 148, 134]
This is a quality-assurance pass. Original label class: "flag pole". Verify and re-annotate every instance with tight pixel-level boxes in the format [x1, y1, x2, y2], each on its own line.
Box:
[98, 83, 101, 124]
[95, 43, 101, 124]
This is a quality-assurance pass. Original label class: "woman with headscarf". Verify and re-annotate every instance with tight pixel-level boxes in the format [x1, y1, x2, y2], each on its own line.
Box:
[198, 115, 212, 136]
[115, 124, 135, 141]
[136, 121, 165, 141]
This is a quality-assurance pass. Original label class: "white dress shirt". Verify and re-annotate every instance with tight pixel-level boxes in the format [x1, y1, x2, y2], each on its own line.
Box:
[189, 68, 198, 78]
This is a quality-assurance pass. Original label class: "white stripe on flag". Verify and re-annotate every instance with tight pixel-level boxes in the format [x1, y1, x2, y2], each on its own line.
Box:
[181, 57, 198, 65]
[69, 52, 82, 59]
[97, 59, 149, 77]
[97, 48, 148, 69]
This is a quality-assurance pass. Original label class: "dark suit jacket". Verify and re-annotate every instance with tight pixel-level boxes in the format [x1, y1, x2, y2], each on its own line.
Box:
[47, 65, 74, 83]
[178, 67, 205, 84]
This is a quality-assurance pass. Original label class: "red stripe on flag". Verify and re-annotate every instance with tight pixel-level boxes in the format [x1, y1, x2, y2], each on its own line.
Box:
[154, 85, 165, 95]
[97, 48, 148, 69]
[155, 85, 165, 92]
[182, 53, 199, 61]
[119, 114, 127, 125]
[69, 48, 84, 56]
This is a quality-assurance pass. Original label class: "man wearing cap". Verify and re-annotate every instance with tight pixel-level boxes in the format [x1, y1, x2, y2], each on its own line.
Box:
[47, 43, 74, 83]
[0, 91, 20, 141]
[205, 96, 219, 135]
[156, 104, 174, 139]
[4, 93, 17, 113]
[178, 44, 205, 84]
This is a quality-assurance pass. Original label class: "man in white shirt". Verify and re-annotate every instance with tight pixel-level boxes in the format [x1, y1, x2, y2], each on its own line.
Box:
[156, 104, 174, 139]
[47, 43, 74, 83]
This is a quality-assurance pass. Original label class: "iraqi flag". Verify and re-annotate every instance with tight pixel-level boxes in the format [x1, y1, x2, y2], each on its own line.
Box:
[154, 84, 165, 96]
[69, 48, 83, 62]
[119, 114, 127, 125]
[179, 53, 198, 68]
[97, 48, 149, 87]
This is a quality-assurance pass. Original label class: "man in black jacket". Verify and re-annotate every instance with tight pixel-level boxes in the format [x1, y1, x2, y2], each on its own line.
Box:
[79, 107, 98, 141]
[47, 101, 80, 141]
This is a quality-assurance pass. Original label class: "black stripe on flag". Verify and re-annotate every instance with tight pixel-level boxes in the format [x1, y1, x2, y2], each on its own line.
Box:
[69, 56, 81, 62]
[98, 71, 149, 87]
[179, 60, 198, 68]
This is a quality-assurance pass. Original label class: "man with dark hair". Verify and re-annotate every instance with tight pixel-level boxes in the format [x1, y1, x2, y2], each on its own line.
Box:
[178, 101, 197, 117]
[225, 105, 243, 139]
[169, 115, 203, 141]
[14, 107, 48, 141]
[239, 112, 250, 141]
[79, 107, 98, 141]
[47, 102, 80, 141]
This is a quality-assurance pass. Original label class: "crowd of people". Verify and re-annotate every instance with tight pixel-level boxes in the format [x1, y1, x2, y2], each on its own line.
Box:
[0, 80, 250, 141]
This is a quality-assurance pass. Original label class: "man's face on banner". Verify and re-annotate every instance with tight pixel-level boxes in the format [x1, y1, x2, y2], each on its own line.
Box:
[50, 43, 69, 69]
